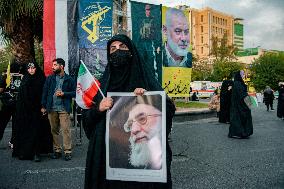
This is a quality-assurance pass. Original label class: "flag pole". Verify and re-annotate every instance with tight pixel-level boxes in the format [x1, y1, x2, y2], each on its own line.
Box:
[80, 60, 105, 99]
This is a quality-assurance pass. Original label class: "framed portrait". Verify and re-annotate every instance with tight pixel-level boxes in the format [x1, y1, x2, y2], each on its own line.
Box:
[106, 91, 167, 183]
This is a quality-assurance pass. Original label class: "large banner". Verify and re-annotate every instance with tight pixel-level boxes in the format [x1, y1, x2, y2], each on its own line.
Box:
[106, 91, 167, 183]
[131, 2, 162, 83]
[78, 0, 112, 79]
[43, 0, 112, 78]
[162, 7, 192, 97]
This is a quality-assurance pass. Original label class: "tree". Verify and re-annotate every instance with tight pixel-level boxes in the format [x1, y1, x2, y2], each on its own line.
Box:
[210, 33, 238, 62]
[209, 60, 243, 81]
[208, 33, 242, 81]
[250, 53, 284, 91]
[0, 0, 43, 65]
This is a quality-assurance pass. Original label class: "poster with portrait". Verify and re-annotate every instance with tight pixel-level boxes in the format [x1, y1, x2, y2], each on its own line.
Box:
[131, 1, 162, 83]
[106, 91, 167, 183]
[161, 6, 192, 97]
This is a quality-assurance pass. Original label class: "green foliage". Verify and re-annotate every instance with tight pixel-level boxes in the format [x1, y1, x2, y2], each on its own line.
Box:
[175, 101, 208, 108]
[0, 45, 12, 74]
[250, 53, 284, 91]
[207, 33, 242, 81]
[0, 0, 43, 65]
[210, 33, 238, 62]
[210, 60, 243, 81]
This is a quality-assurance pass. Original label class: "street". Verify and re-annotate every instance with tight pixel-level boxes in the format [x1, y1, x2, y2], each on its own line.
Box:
[0, 103, 284, 189]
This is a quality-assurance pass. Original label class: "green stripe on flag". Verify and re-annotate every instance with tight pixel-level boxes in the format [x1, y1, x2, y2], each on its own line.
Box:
[78, 64, 87, 76]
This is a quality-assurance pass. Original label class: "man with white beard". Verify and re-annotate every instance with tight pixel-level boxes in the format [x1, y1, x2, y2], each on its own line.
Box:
[162, 8, 192, 68]
[124, 103, 162, 170]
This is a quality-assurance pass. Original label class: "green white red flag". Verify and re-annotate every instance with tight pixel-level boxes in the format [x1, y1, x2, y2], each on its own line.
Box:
[76, 61, 104, 109]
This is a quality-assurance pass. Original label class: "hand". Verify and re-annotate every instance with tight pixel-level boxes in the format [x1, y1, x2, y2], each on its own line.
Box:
[41, 108, 47, 115]
[156, 47, 161, 54]
[134, 88, 146, 96]
[55, 90, 64, 97]
[99, 97, 113, 112]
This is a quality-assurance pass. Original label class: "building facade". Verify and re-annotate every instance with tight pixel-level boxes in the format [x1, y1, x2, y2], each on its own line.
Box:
[113, 0, 128, 35]
[190, 7, 235, 59]
[234, 18, 244, 51]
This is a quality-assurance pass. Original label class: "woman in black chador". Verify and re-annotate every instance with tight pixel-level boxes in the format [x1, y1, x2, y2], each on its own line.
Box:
[83, 34, 176, 189]
[228, 70, 253, 139]
[13, 62, 53, 161]
[219, 79, 233, 123]
[277, 84, 284, 119]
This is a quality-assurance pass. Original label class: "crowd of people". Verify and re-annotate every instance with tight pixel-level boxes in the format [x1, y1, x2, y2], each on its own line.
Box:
[0, 34, 176, 189]
[1, 33, 283, 189]
[210, 70, 284, 139]
[0, 58, 76, 162]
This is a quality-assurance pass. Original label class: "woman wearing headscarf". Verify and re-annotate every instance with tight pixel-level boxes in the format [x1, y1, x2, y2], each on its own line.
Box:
[12, 62, 53, 161]
[83, 34, 176, 189]
[228, 70, 253, 139]
[219, 78, 233, 123]
[277, 84, 284, 119]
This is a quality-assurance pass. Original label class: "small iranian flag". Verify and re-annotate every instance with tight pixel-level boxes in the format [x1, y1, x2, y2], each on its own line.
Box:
[250, 96, 258, 107]
[76, 61, 104, 109]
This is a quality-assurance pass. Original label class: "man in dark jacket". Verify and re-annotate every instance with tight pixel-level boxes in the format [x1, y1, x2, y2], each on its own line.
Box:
[41, 58, 76, 161]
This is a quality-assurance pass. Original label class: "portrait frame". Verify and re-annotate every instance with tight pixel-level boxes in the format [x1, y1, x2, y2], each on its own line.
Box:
[106, 91, 167, 183]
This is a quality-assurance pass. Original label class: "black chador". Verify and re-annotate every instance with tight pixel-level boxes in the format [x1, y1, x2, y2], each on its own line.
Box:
[13, 63, 52, 160]
[228, 71, 253, 139]
[83, 34, 176, 189]
[219, 80, 233, 123]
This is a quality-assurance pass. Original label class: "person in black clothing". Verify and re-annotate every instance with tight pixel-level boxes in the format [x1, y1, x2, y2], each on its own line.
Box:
[219, 79, 233, 123]
[277, 84, 284, 119]
[191, 92, 199, 101]
[137, 4, 162, 82]
[12, 62, 53, 161]
[263, 86, 275, 111]
[228, 70, 253, 139]
[83, 34, 176, 189]
[0, 74, 17, 148]
[0, 74, 12, 141]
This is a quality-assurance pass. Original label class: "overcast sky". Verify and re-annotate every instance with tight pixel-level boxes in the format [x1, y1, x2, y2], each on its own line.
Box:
[136, 0, 284, 51]
[1, 1, 283, 51]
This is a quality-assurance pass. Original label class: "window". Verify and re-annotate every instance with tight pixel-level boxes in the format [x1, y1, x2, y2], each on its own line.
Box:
[201, 15, 204, 22]
[201, 26, 203, 33]
[201, 47, 203, 54]
[201, 36, 203, 43]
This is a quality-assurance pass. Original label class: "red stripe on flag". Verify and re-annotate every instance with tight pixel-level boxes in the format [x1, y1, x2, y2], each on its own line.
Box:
[82, 81, 100, 108]
[43, 0, 56, 76]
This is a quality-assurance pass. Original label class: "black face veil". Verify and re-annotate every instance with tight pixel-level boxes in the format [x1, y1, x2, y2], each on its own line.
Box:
[97, 34, 162, 94]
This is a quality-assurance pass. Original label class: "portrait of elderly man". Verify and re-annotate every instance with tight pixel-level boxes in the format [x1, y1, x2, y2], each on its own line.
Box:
[124, 97, 163, 170]
[162, 8, 192, 68]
